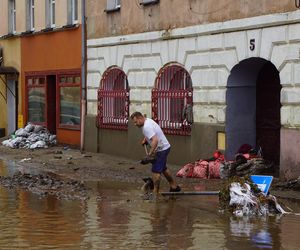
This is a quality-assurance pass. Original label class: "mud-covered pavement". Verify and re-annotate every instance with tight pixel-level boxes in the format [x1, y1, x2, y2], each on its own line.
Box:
[0, 144, 299, 201]
[0, 144, 225, 200]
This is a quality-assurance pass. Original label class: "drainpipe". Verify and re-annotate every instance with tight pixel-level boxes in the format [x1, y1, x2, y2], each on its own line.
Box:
[80, 0, 86, 152]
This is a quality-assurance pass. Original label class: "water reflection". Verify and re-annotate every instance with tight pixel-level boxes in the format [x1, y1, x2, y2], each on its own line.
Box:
[0, 159, 300, 249]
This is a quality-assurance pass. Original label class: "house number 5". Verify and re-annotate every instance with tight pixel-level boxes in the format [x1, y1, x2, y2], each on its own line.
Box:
[249, 39, 255, 51]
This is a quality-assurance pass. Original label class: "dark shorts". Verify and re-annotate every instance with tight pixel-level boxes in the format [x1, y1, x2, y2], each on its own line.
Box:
[151, 147, 171, 173]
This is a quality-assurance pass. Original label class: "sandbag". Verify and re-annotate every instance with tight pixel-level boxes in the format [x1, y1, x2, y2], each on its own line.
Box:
[193, 160, 208, 179]
[176, 163, 194, 178]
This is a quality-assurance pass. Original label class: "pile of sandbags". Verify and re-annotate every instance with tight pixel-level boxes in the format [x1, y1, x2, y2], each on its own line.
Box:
[176, 151, 224, 179]
[1, 123, 56, 149]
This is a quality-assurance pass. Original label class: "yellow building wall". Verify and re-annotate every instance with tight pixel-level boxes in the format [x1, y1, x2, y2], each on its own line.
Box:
[0, 38, 21, 135]
[0, 1, 8, 36]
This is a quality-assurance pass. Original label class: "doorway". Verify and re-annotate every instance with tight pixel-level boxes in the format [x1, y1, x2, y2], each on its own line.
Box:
[226, 58, 281, 167]
[46, 75, 56, 134]
[7, 79, 17, 134]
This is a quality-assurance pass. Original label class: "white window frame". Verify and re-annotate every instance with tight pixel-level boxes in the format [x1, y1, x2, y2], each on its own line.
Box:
[30, 0, 35, 31]
[71, 0, 78, 24]
[141, 0, 159, 5]
[50, 0, 55, 28]
[9, 0, 17, 34]
[115, 0, 121, 8]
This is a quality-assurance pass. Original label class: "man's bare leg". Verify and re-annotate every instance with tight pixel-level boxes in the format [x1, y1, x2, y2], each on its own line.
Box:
[163, 169, 177, 189]
[152, 172, 161, 196]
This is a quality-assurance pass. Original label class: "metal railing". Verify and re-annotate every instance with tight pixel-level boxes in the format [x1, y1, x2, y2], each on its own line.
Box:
[97, 67, 129, 130]
[152, 65, 193, 135]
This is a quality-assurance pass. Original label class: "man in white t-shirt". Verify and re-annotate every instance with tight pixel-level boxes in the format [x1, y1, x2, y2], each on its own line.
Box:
[131, 112, 181, 197]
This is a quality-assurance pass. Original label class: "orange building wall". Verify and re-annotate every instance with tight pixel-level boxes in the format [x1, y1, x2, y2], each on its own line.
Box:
[21, 27, 82, 146]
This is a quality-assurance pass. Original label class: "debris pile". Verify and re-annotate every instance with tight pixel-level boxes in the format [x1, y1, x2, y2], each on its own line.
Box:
[1, 123, 56, 149]
[219, 176, 287, 216]
[274, 176, 300, 191]
[0, 172, 88, 200]
[220, 158, 273, 179]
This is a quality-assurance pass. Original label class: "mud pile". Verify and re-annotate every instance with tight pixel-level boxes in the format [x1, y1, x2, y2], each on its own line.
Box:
[0, 172, 89, 200]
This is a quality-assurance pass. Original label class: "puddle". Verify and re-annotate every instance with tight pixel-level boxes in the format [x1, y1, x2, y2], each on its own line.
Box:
[0, 158, 21, 176]
[0, 159, 300, 249]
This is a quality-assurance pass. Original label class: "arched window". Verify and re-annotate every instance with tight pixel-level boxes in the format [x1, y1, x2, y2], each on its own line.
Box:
[152, 64, 193, 135]
[97, 67, 129, 130]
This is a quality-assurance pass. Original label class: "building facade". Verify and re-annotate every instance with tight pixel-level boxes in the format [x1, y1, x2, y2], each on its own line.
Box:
[0, 0, 82, 146]
[85, 0, 300, 179]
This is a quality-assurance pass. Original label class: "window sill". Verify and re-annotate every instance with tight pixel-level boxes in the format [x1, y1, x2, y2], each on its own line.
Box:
[21, 30, 34, 36]
[62, 24, 77, 29]
[41, 27, 54, 33]
[140, 0, 159, 6]
[104, 7, 121, 13]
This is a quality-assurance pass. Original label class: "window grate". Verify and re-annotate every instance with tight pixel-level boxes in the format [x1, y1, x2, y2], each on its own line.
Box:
[152, 65, 193, 136]
[97, 68, 129, 130]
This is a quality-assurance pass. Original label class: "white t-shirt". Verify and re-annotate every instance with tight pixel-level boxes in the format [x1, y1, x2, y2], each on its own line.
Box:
[142, 118, 170, 152]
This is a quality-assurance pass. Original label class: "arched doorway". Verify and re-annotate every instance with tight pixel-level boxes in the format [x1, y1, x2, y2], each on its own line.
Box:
[226, 57, 281, 169]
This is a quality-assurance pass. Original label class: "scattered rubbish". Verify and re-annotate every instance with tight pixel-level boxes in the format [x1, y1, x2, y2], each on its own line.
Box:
[83, 154, 92, 158]
[54, 150, 63, 154]
[274, 176, 300, 191]
[219, 176, 288, 216]
[1, 123, 56, 149]
[19, 158, 32, 163]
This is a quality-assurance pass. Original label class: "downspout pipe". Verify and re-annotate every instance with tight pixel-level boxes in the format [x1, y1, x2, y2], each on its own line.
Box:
[80, 0, 86, 152]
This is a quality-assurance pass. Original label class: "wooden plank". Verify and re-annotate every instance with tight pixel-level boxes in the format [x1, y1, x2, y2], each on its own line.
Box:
[161, 191, 220, 196]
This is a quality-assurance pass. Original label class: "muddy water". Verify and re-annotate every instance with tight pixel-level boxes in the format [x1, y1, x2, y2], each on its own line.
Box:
[1, 160, 300, 249]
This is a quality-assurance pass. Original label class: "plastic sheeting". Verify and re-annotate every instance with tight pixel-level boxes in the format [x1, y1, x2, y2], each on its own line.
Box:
[229, 182, 288, 216]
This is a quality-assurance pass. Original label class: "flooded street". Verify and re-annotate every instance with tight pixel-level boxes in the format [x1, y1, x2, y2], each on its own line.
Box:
[1, 159, 300, 249]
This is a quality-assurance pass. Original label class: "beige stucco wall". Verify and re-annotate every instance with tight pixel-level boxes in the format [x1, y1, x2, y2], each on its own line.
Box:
[35, 0, 46, 31]
[56, 0, 82, 27]
[16, 0, 26, 33]
[0, 0, 82, 36]
[0, 1, 8, 36]
[87, 0, 296, 39]
[0, 38, 21, 134]
[56, 0, 68, 27]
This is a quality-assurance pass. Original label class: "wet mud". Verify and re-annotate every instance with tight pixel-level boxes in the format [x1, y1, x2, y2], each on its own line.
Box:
[0, 172, 89, 200]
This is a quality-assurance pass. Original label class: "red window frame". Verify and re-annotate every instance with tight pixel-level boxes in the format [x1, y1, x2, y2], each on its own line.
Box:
[57, 72, 81, 130]
[152, 64, 193, 136]
[25, 75, 47, 126]
[97, 67, 130, 130]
